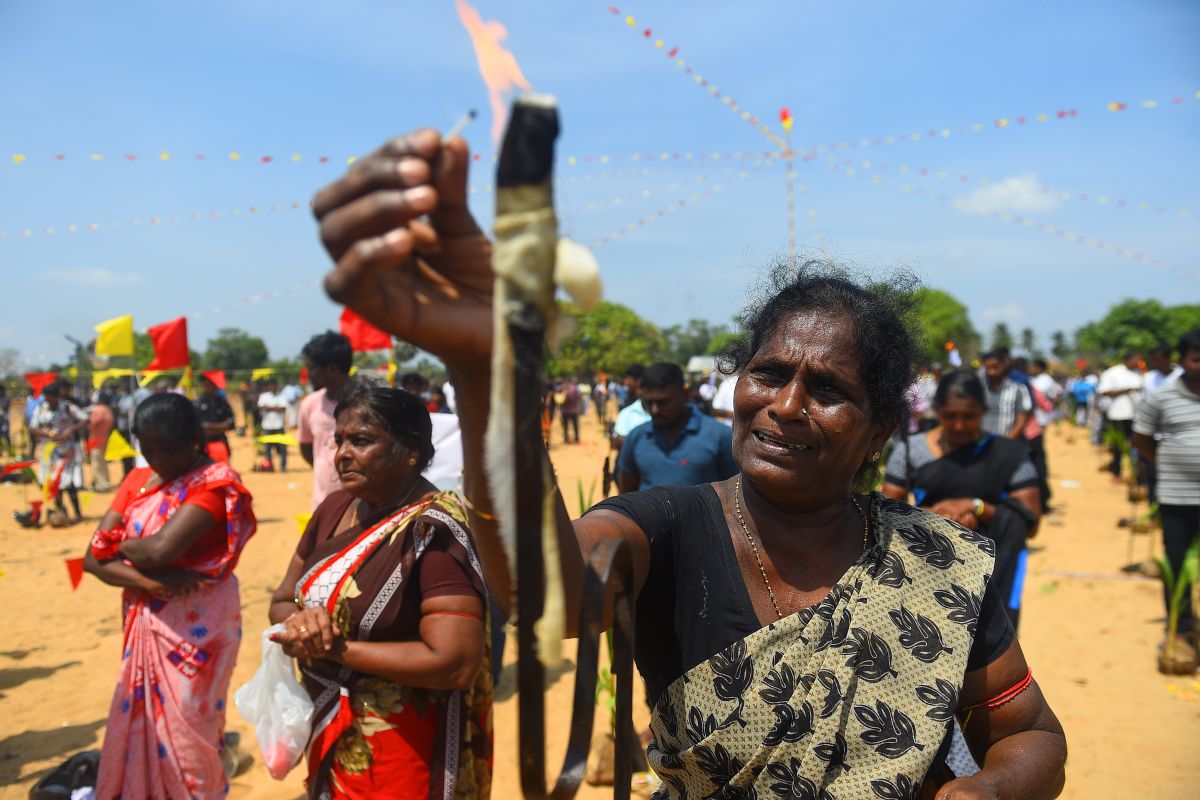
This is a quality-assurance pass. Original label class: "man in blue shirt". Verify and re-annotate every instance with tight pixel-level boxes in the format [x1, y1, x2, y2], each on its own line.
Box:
[617, 362, 736, 492]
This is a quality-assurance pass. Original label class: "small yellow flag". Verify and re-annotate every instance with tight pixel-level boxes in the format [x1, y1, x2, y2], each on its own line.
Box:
[251, 368, 273, 380]
[95, 368, 134, 389]
[94, 315, 135, 357]
[104, 430, 139, 462]
[295, 512, 313, 535]
[257, 433, 300, 447]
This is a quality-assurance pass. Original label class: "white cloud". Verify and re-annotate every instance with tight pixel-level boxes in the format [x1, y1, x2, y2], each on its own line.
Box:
[982, 303, 1027, 323]
[46, 268, 141, 287]
[956, 173, 1061, 214]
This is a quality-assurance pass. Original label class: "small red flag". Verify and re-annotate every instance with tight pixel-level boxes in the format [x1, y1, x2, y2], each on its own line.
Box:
[1, 460, 35, 476]
[201, 370, 227, 391]
[145, 317, 190, 370]
[339, 308, 392, 352]
[24, 372, 59, 397]
[65, 557, 85, 590]
[300, 367, 309, 386]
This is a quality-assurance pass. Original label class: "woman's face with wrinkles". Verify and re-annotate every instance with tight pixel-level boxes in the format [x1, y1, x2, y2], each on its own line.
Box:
[732, 310, 892, 509]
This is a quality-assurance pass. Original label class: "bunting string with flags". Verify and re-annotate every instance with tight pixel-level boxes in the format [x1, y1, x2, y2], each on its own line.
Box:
[0, 201, 304, 243]
[820, 156, 1195, 221]
[825, 156, 1196, 280]
[3, 158, 763, 243]
[607, 6, 788, 150]
[591, 159, 772, 248]
[5, 91, 1195, 174]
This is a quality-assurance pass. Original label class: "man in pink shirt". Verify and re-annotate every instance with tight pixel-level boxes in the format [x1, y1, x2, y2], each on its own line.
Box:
[297, 331, 353, 509]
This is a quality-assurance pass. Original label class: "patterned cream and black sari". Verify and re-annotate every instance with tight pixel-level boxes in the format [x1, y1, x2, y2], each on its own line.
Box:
[594, 490, 1002, 800]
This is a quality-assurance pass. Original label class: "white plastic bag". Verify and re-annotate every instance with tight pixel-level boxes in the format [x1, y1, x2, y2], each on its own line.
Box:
[234, 623, 313, 779]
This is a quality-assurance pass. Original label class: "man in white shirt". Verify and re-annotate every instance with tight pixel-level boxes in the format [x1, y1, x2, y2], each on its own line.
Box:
[258, 378, 289, 471]
[1098, 351, 1144, 479]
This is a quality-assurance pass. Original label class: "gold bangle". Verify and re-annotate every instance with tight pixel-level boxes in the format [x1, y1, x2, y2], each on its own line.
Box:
[461, 494, 498, 521]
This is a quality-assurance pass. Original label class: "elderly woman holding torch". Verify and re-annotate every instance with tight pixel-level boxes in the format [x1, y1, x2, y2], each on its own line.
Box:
[310, 127, 1066, 799]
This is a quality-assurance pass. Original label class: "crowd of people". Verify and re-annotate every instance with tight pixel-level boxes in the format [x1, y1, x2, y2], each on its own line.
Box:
[3, 125, 1196, 799]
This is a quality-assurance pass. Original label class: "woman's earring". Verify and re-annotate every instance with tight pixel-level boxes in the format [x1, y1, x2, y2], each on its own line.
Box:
[409, 458, 417, 466]
[871, 451, 881, 461]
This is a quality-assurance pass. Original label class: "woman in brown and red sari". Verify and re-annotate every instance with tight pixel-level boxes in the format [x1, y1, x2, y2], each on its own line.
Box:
[269, 381, 491, 800]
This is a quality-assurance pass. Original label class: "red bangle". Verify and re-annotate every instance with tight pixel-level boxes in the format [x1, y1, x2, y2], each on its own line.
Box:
[425, 610, 484, 622]
[964, 668, 1034, 712]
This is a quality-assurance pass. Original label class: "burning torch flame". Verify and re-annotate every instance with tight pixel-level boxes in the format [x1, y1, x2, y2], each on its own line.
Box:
[454, 0, 532, 143]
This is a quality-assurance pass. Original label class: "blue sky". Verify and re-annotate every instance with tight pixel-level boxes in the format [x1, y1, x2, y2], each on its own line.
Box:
[2, 0, 1197, 368]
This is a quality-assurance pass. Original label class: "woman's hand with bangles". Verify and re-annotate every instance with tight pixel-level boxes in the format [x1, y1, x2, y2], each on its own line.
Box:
[271, 605, 342, 660]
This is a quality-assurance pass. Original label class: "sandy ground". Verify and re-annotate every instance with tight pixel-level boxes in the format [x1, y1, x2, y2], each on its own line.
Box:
[1, 409, 1197, 799]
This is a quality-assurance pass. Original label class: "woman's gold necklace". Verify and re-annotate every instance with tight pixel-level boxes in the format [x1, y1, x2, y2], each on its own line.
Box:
[733, 474, 871, 621]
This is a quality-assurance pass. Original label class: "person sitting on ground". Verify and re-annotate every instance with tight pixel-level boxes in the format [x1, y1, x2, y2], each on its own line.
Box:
[308, 127, 1066, 797]
[617, 361, 736, 493]
[269, 382, 491, 798]
[85, 393, 256, 798]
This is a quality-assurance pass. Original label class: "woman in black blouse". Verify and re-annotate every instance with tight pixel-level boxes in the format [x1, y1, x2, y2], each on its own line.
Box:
[309, 127, 1066, 800]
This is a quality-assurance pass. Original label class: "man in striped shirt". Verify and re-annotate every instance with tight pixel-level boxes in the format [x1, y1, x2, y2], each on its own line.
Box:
[981, 348, 1033, 439]
[1134, 328, 1200, 674]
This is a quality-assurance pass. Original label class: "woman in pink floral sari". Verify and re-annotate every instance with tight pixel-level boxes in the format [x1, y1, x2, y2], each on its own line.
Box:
[84, 393, 257, 799]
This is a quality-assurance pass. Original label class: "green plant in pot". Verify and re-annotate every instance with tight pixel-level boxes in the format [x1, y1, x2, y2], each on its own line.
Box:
[1158, 539, 1200, 675]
